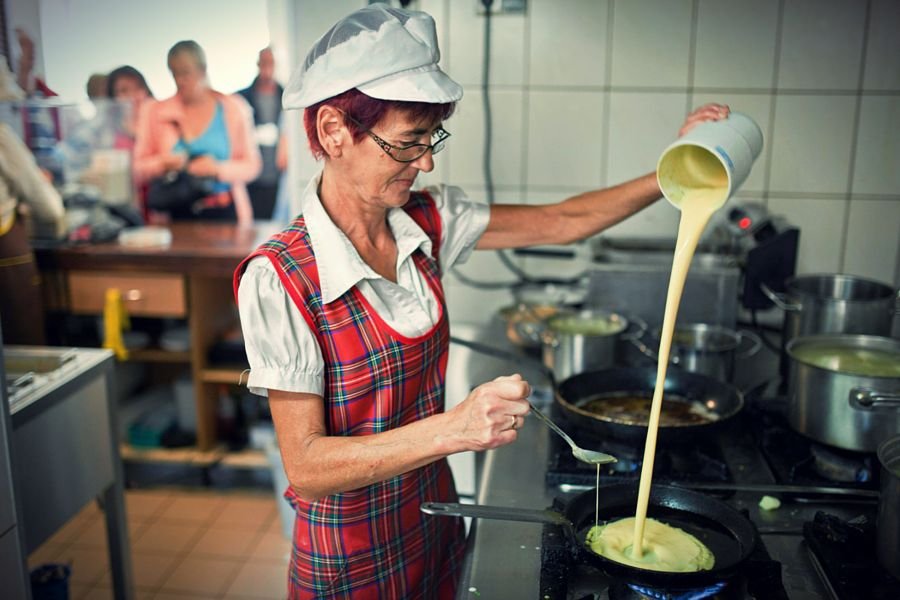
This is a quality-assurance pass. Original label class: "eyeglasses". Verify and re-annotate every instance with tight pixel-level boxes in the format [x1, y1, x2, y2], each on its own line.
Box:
[343, 113, 451, 163]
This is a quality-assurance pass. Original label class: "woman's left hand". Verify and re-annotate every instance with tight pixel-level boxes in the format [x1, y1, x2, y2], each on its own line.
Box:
[186, 155, 219, 178]
[678, 103, 730, 137]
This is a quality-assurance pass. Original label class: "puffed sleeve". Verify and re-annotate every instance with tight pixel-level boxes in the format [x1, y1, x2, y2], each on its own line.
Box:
[237, 257, 324, 397]
[426, 184, 490, 272]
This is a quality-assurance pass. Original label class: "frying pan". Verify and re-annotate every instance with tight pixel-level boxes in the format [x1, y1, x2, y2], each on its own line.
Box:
[421, 483, 758, 589]
[450, 337, 744, 444]
[557, 367, 744, 445]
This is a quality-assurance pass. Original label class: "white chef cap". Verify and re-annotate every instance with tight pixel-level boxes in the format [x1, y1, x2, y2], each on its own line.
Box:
[282, 4, 463, 110]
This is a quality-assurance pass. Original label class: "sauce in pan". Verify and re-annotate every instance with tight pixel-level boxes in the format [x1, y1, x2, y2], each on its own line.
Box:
[581, 393, 720, 426]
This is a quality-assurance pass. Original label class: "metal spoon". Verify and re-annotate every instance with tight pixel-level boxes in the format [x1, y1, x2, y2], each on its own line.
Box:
[527, 401, 617, 465]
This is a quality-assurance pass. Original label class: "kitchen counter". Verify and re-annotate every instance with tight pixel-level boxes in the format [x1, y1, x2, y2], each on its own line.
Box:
[33, 221, 282, 277]
[33, 221, 284, 450]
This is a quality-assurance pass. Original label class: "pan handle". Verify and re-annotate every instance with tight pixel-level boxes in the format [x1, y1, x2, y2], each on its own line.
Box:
[449, 335, 556, 387]
[620, 314, 648, 342]
[420, 502, 572, 527]
[849, 388, 900, 410]
[760, 282, 800, 311]
[735, 330, 762, 358]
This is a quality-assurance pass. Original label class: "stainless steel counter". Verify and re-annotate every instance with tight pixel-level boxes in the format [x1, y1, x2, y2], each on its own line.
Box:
[455, 417, 555, 599]
[6, 346, 134, 599]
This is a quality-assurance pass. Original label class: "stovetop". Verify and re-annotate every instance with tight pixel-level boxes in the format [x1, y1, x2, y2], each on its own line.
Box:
[537, 394, 896, 599]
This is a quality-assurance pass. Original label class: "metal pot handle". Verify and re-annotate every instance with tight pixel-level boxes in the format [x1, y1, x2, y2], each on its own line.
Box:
[735, 330, 762, 358]
[620, 314, 648, 342]
[625, 331, 681, 365]
[849, 388, 900, 410]
[760, 282, 801, 311]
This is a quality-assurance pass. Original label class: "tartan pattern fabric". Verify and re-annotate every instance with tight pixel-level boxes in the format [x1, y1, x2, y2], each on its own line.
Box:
[234, 193, 465, 599]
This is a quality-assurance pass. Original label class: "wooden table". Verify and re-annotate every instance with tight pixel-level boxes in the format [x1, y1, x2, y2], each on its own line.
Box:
[34, 222, 281, 450]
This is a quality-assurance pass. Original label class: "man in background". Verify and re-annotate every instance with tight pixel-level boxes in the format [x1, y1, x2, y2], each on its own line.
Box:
[237, 47, 283, 220]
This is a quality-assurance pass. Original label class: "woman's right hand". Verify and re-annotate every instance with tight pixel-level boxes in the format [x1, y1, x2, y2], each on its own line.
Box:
[445, 374, 532, 452]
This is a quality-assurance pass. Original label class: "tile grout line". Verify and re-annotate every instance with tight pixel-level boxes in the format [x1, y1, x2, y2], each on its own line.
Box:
[838, 0, 874, 272]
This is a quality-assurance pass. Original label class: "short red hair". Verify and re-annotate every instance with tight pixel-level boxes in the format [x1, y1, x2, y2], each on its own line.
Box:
[303, 88, 456, 159]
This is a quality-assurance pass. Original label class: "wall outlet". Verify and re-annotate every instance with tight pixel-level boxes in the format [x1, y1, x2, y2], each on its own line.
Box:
[475, 0, 527, 16]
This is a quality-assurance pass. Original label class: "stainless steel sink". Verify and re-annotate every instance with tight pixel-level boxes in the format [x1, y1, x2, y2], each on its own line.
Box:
[4, 347, 78, 377]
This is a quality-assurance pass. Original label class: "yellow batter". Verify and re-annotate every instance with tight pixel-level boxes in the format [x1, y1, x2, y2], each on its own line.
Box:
[630, 147, 730, 560]
[587, 517, 714, 572]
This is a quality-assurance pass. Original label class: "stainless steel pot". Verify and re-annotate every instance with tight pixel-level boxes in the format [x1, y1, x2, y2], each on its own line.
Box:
[787, 334, 900, 452]
[628, 323, 761, 382]
[877, 435, 900, 580]
[541, 308, 645, 381]
[764, 274, 900, 384]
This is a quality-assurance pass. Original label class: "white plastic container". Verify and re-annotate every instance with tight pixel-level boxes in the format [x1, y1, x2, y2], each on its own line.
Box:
[657, 111, 763, 209]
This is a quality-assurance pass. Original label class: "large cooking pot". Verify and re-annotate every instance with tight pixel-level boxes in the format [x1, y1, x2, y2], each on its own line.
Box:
[422, 483, 758, 589]
[877, 435, 900, 580]
[541, 308, 646, 380]
[628, 323, 761, 382]
[763, 274, 900, 384]
[786, 334, 900, 452]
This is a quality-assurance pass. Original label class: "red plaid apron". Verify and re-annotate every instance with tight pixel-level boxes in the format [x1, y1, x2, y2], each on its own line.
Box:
[235, 192, 465, 599]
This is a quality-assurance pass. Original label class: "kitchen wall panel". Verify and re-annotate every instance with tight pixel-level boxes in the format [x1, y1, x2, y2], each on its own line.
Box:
[528, 0, 609, 87]
[447, 0, 527, 87]
[609, 0, 693, 88]
[693, 0, 779, 89]
[284, 0, 900, 328]
[852, 96, 900, 196]
[526, 90, 606, 188]
[777, 0, 867, 91]
[446, 89, 524, 188]
[863, 0, 900, 91]
[844, 200, 900, 284]
[767, 197, 847, 275]
[769, 95, 857, 195]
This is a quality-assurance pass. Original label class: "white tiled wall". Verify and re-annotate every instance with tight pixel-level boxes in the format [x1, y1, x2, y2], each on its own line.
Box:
[290, 0, 900, 326]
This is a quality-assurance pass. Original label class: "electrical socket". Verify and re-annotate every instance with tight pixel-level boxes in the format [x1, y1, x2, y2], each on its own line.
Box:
[475, 0, 527, 16]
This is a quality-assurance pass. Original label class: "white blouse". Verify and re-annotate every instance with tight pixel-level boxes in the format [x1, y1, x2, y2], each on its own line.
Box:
[237, 173, 490, 397]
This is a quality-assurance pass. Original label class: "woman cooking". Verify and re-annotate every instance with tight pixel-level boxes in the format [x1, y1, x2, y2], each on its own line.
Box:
[235, 5, 728, 599]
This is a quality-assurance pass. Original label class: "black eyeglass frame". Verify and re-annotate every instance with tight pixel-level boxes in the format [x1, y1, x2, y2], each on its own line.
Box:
[343, 113, 451, 163]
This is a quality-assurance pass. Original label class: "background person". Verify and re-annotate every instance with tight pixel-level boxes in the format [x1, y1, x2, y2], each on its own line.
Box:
[236, 5, 727, 598]
[237, 47, 284, 220]
[85, 73, 108, 100]
[0, 122, 66, 345]
[134, 40, 260, 225]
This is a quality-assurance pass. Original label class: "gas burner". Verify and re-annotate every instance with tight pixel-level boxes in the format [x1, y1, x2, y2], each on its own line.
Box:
[809, 444, 873, 483]
[756, 407, 878, 490]
[803, 512, 900, 600]
[613, 581, 728, 600]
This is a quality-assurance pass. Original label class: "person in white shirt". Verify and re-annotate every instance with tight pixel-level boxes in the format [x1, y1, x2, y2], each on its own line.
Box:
[235, 5, 727, 598]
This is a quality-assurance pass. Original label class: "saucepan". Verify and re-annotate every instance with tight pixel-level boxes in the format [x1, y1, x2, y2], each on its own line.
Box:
[626, 323, 761, 383]
[449, 337, 744, 446]
[786, 334, 900, 452]
[496, 279, 589, 352]
[422, 483, 758, 588]
[541, 308, 647, 381]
